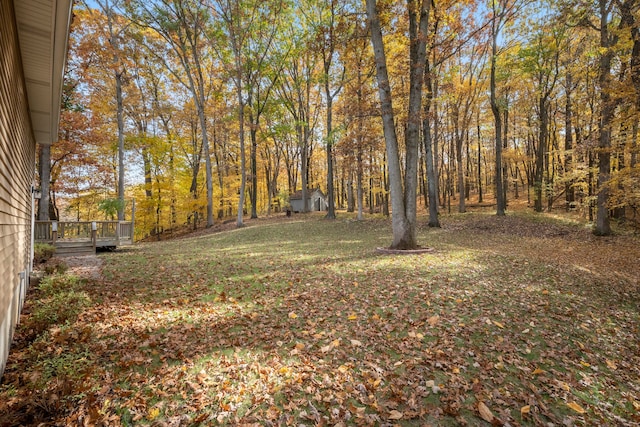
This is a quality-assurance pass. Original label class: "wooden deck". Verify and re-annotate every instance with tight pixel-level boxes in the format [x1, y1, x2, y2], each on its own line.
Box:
[35, 221, 133, 255]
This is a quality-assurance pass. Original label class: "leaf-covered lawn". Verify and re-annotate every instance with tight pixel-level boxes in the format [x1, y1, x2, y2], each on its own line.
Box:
[1, 211, 639, 426]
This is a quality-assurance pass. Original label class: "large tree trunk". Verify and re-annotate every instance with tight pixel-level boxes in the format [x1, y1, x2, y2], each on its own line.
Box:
[38, 145, 51, 220]
[382, 152, 389, 217]
[196, 103, 214, 228]
[323, 19, 343, 219]
[250, 126, 258, 219]
[347, 173, 355, 212]
[403, 0, 429, 238]
[264, 163, 272, 215]
[502, 106, 509, 209]
[300, 125, 309, 213]
[366, 0, 429, 249]
[490, 12, 505, 216]
[594, 0, 615, 235]
[191, 40, 214, 228]
[534, 97, 547, 212]
[367, 0, 409, 247]
[357, 148, 364, 220]
[595, 95, 613, 234]
[632, 119, 639, 168]
[142, 147, 153, 198]
[454, 111, 465, 213]
[115, 70, 126, 220]
[424, 119, 439, 226]
[477, 110, 483, 203]
[620, 0, 640, 107]
[565, 73, 575, 209]
[104, 1, 126, 221]
[326, 94, 336, 218]
[236, 78, 247, 227]
[456, 136, 465, 213]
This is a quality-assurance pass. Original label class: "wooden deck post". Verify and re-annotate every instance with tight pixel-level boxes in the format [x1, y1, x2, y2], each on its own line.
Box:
[131, 198, 135, 243]
[91, 221, 97, 252]
[51, 221, 58, 245]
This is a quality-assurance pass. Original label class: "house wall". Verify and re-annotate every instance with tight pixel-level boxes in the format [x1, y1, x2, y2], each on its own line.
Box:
[0, 1, 36, 378]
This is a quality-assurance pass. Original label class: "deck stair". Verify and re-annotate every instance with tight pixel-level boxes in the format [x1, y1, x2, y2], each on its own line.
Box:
[54, 240, 95, 257]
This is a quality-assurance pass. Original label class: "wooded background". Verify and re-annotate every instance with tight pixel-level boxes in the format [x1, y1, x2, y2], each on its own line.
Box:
[38, 0, 640, 240]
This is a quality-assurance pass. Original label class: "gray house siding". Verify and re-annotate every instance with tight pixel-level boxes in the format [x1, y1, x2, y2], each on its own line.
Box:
[0, 1, 36, 378]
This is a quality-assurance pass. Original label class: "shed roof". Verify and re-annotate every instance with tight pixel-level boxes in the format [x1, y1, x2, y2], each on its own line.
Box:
[14, 0, 73, 146]
[290, 188, 326, 200]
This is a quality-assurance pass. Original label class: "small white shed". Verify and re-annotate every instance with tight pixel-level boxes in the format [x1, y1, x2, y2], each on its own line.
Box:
[289, 188, 328, 213]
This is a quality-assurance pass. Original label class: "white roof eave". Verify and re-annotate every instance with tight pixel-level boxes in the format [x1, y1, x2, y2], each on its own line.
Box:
[14, 0, 73, 146]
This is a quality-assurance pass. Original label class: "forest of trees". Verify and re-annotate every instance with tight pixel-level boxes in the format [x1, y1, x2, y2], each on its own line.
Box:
[38, 0, 640, 247]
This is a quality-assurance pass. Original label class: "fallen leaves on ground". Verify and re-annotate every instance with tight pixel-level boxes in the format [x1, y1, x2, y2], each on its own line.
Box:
[478, 401, 496, 423]
[1, 211, 639, 426]
[567, 401, 586, 414]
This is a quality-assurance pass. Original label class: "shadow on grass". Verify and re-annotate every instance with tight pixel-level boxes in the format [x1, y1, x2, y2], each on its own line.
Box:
[3, 214, 639, 425]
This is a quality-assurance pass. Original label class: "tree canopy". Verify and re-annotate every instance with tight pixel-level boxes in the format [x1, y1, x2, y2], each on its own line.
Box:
[41, 0, 640, 243]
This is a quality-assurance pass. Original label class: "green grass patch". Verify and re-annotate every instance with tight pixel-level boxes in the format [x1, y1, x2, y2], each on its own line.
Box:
[2, 211, 639, 426]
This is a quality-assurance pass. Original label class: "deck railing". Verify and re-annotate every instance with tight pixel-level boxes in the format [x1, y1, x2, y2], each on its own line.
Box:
[35, 220, 133, 246]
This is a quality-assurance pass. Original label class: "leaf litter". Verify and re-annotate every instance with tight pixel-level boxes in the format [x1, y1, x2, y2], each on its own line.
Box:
[1, 211, 639, 426]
